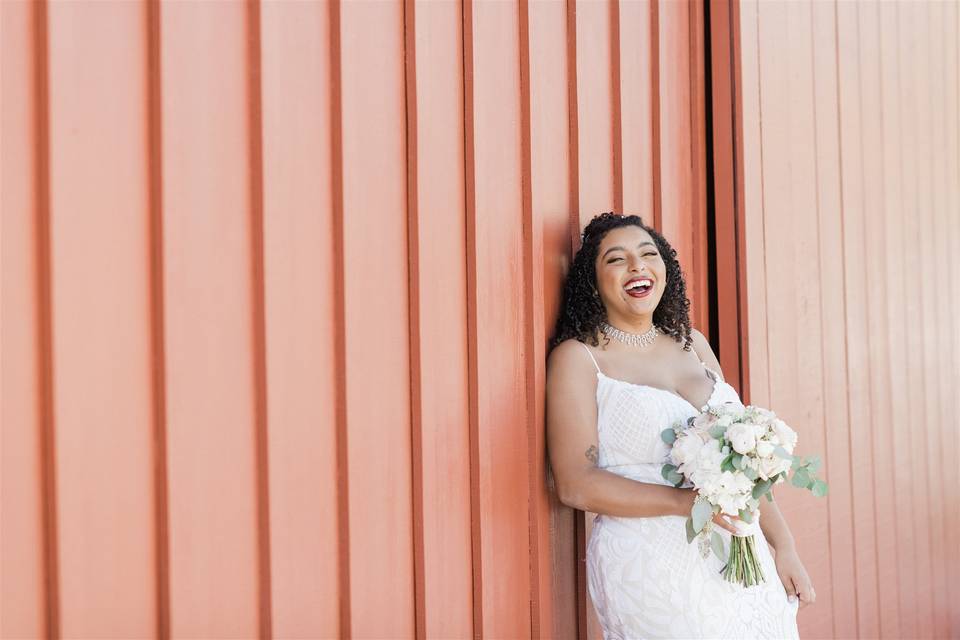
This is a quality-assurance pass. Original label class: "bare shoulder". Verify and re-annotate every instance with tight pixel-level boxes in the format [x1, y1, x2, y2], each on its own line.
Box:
[689, 328, 724, 380]
[547, 338, 598, 385]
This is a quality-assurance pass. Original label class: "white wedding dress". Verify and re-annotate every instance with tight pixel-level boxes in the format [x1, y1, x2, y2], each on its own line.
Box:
[579, 342, 800, 639]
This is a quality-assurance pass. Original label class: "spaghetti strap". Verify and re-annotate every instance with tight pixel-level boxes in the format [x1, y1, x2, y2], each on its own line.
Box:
[580, 342, 602, 374]
[701, 360, 723, 383]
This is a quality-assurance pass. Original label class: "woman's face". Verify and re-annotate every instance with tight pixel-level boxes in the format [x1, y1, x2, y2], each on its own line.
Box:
[594, 225, 667, 322]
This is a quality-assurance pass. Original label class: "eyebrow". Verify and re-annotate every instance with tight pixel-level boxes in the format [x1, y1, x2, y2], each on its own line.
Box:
[601, 242, 657, 259]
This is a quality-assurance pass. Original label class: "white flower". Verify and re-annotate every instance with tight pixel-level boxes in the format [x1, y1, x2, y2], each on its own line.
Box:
[671, 430, 706, 471]
[727, 424, 757, 455]
[697, 439, 724, 471]
[772, 418, 798, 450]
[759, 455, 786, 480]
[755, 439, 775, 458]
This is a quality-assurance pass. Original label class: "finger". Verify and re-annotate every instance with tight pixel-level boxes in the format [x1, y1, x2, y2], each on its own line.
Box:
[713, 514, 737, 534]
[798, 583, 816, 607]
[785, 579, 799, 604]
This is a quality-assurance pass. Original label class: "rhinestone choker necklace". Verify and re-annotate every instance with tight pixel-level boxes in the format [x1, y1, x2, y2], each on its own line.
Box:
[601, 321, 659, 348]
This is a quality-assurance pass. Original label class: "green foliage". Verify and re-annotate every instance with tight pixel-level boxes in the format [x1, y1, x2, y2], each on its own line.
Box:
[752, 478, 773, 500]
[692, 498, 714, 533]
[791, 467, 811, 488]
[711, 531, 726, 563]
[811, 479, 829, 497]
[661, 428, 677, 445]
[661, 463, 684, 487]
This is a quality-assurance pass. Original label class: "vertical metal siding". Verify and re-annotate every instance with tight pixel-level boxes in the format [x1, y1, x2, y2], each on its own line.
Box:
[1, 0, 796, 638]
[739, 1, 960, 638]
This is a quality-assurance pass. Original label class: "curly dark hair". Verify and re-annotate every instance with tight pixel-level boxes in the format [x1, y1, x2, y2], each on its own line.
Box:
[549, 211, 693, 352]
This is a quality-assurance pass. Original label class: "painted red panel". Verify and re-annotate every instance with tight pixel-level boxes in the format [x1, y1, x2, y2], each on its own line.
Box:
[915, 3, 952, 636]
[656, 0, 696, 306]
[0, 1, 46, 636]
[159, 1, 260, 634]
[857, 4, 902, 637]
[464, 0, 531, 635]
[753, 3, 836, 639]
[618, 0, 654, 219]
[46, 1, 156, 635]
[408, 0, 474, 635]
[574, 0, 615, 225]
[338, 0, 415, 634]
[259, 1, 339, 636]
[896, 5, 936, 637]
[527, 0, 577, 635]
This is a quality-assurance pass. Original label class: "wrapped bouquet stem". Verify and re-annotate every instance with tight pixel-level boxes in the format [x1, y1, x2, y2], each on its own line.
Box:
[661, 403, 828, 588]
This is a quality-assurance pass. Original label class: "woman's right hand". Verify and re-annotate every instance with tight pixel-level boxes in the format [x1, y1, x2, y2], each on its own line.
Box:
[679, 488, 742, 535]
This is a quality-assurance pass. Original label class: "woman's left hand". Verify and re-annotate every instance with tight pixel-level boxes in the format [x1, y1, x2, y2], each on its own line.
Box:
[774, 548, 816, 610]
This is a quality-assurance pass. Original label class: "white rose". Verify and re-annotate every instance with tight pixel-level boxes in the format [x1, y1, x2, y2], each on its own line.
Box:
[670, 431, 705, 470]
[697, 439, 724, 472]
[759, 455, 784, 480]
[772, 419, 798, 450]
[755, 439, 775, 458]
[727, 424, 757, 455]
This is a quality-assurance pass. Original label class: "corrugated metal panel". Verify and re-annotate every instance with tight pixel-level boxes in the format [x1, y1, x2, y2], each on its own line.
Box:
[740, 0, 960, 638]
[2, 0, 732, 637]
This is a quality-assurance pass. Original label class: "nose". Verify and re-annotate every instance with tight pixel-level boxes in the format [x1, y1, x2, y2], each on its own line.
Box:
[628, 257, 647, 272]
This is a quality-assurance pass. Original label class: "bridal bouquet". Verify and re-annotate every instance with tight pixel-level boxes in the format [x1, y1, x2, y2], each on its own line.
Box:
[660, 403, 827, 587]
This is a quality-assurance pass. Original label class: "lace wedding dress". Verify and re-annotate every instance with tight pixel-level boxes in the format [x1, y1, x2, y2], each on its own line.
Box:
[579, 342, 800, 639]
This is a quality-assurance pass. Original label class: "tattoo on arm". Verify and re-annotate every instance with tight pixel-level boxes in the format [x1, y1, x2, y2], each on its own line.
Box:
[585, 445, 599, 465]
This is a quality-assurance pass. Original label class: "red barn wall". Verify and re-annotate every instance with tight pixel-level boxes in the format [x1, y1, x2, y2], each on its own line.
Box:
[739, 1, 960, 638]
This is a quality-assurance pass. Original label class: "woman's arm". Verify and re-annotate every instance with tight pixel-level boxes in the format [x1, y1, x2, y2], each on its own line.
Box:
[546, 339, 695, 517]
[758, 489, 797, 553]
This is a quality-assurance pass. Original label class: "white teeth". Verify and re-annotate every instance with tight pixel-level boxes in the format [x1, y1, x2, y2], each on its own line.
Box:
[625, 279, 653, 290]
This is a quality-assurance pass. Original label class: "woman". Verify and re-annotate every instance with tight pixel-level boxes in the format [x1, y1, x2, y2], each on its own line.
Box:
[546, 212, 814, 639]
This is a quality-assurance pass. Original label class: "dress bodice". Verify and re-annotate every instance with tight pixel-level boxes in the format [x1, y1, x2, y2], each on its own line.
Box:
[580, 341, 745, 486]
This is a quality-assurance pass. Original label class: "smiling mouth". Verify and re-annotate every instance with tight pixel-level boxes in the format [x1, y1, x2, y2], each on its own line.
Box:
[624, 279, 654, 298]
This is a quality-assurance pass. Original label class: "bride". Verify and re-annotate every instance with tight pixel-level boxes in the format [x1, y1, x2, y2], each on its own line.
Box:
[546, 212, 815, 638]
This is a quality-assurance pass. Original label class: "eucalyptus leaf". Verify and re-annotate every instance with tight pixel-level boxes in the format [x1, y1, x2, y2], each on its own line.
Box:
[711, 531, 726, 563]
[721, 454, 736, 473]
[743, 465, 759, 481]
[792, 467, 811, 488]
[732, 454, 743, 470]
[805, 455, 822, 473]
[773, 445, 792, 460]
[765, 492, 774, 502]
[686, 516, 697, 543]
[692, 498, 713, 533]
[738, 508, 753, 524]
[661, 464, 677, 482]
[752, 478, 773, 500]
[812, 479, 829, 497]
[709, 424, 727, 439]
[790, 454, 802, 470]
[661, 428, 677, 445]
[667, 470, 684, 487]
